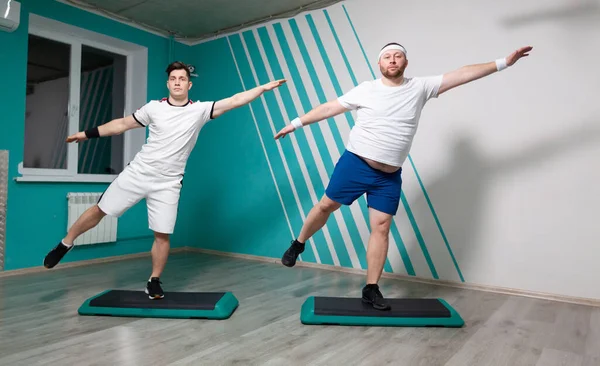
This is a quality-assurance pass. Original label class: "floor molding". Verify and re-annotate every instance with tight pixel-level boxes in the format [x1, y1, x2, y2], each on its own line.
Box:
[0, 247, 189, 278]
[2, 247, 599, 308]
[188, 247, 600, 308]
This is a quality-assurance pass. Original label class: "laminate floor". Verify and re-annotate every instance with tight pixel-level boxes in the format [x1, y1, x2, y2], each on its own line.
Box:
[1, 252, 599, 366]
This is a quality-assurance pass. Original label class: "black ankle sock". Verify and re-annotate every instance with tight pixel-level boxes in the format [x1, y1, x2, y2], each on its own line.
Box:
[293, 239, 305, 246]
[364, 283, 379, 290]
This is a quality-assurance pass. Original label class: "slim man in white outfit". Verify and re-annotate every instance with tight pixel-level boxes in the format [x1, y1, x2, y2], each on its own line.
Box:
[44, 61, 286, 299]
[276, 43, 532, 310]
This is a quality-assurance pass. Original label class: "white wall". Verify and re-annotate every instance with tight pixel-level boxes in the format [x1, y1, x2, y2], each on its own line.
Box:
[220, 0, 600, 300]
[340, 0, 600, 299]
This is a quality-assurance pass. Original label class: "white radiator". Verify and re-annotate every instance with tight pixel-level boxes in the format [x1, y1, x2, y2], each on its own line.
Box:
[67, 192, 117, 245]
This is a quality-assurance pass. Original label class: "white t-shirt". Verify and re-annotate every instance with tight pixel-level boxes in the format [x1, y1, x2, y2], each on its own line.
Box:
[337, 75, 443, 167]
[132, 98, 215, 176]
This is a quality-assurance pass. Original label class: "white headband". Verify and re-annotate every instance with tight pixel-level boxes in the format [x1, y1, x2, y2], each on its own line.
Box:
[378, 44, 407, 60]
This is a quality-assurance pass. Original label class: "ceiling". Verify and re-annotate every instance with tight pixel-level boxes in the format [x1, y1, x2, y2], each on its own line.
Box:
[62, 0, 344, 43]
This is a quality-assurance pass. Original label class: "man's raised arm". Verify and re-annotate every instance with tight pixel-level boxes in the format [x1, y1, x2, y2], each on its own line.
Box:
[274, 100, 349, 140]
[438, 46, 532, 95]
[211, 79, 286, 119]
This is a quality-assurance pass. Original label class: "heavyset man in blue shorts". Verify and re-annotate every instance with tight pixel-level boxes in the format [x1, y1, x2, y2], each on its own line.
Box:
[275, 43, 532, 310]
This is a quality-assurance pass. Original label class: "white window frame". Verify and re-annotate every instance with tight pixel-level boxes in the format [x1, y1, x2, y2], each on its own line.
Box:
[17, 14, 148, 183]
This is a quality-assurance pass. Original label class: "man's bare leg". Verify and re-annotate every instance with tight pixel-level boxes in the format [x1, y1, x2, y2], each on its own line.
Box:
[150, 232, 170, 278]
[282, 195, 341, 267]
[362, 207, 393, 310]
[298, 195, 342, 243]
[366, 208, 392, 284]
[146, 231, 170, 299]
[63, 205, 106, 244]
[44, 205, 106, 268]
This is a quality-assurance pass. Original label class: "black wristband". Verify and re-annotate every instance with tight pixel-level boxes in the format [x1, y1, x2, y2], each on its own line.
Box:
[84, 127, 100, 139]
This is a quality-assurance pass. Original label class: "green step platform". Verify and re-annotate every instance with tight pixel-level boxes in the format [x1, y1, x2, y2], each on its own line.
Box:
[301, 296, 464, 327]
[78, 290, 239, 319]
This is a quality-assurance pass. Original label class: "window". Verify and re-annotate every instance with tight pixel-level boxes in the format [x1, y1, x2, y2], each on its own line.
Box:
[18, 14, 148, 183]
[23, 35, 71, 171]
[78, 45, 127, 175]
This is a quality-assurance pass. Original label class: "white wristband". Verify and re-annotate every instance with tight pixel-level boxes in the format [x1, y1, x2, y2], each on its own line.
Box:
[290, 117, 303, 130]
[495, 58, 508, 71]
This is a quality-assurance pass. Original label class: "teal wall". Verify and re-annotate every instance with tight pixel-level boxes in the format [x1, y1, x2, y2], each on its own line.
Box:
[171, 38, 291, 258]
[171, 4, 465, 284]
[0, 0, 461, 280]
[0, 0, 195, 270]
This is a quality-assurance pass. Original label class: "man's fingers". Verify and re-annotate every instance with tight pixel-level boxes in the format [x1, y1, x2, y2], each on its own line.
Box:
[275, 124, 296, 139]
[66, 136, 86, 143]
[518, 46, 532, 55]
[267, 79, 287, 89]
[274, 130, 288, 139]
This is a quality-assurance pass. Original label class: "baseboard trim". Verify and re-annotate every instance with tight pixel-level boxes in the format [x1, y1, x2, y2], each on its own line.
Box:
[2, 247, 599, 307]
[0, 247, 189, 278]
[187, 248, 600, 307]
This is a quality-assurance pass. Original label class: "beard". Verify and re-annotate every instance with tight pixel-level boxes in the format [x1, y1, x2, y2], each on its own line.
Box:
[380, 65, 404, 79]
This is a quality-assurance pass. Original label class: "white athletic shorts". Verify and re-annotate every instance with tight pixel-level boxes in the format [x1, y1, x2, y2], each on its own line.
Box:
[98, 160, 183, 234]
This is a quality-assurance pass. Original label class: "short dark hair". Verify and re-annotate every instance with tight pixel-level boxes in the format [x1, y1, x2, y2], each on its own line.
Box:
[166, 61, 190, 78]
[381, 42, 406, 51]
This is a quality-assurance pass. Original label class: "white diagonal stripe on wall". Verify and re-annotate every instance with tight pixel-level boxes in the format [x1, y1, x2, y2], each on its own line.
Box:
[254, 27, 361, 268]
[226, 37, 309, 262]
[307, 11, 354, 145]
[303, 11, 384, 257]
[240, 31, 335, 265]
[276, 22, 372, 268]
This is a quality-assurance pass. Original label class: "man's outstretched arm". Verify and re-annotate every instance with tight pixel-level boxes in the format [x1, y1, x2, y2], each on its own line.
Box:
[65, 115, 143, 143]
[438, 46, 532, 95]
[274, 100, 349, 139]
[211, 79, 286, 119]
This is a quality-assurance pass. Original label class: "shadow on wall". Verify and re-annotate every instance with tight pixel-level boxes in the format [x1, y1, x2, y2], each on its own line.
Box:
[403, 118, 600, 282]
[501, 1, 600, 27]
[178, 118, 600, 282]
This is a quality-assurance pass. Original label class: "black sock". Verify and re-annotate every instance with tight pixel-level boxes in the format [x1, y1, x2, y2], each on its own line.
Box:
[293, 239, 305, 246]
[364, 283, 379, 290]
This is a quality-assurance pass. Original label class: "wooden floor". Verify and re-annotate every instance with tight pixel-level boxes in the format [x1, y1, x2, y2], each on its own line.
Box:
[1, 252, 599, 366]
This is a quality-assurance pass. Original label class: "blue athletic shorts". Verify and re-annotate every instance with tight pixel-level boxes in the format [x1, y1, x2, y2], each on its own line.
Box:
[325, 150, 402, 215]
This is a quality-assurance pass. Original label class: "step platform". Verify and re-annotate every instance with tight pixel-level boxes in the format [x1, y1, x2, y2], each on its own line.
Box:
[78, 290, 239, 319]
[300, 296, 464, 327]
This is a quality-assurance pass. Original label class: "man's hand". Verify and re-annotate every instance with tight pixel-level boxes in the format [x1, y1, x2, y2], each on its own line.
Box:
[66, 131, 88, 143]
[262, 79, 286, 91]
[506, 46, 532, 67]
[274, 124, 295, 140]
